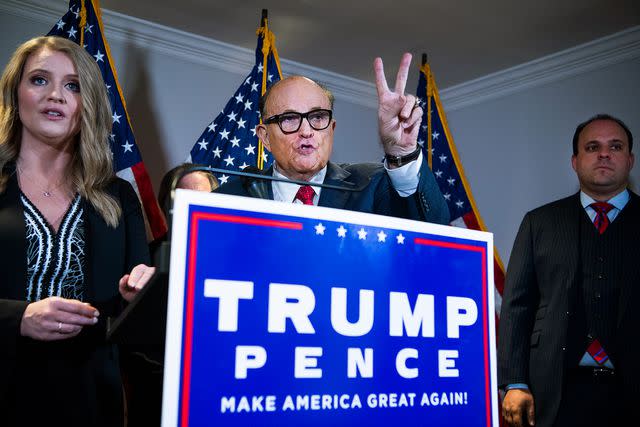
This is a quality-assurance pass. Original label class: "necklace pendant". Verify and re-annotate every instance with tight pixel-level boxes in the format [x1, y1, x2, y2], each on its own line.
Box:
[43, 191, 51, 197]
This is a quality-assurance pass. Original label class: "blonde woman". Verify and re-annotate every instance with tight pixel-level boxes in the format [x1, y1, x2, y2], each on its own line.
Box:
[0, 36, 154, 426]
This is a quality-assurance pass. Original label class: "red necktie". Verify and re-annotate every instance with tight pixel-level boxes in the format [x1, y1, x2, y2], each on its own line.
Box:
[590, 202, 614, 234]
[294, 185, 315, 205]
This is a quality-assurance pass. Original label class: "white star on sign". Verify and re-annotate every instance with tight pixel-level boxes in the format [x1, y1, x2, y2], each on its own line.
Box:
[337, 225, 347, 238]
[227, 111, 237, 122]
[432, 131, 440, 140]
[315, 223, 326, 235]
[219, 129, 230, 140]
[207, 122, 217, 132]
[439, 154, 447, 163]
[267, 73, 273, 82]
[435, 170, 443, 178]
[250, 82, 259, 92]
[237, 118, 246, 129]
[230, 137, 240, 147]
[85, 24, 93, 34]
[94, 50, 104, 62]
[357, 228, 367, 240]
[447, 177, 456, 186]
[112, 111, 121, 123]
[262, 152, 268, 163]
[245, 144, 256, 155]
[234, 94, 244, 103]
[67, 27, 77, 38]
[257, 63, 264, 73]
[56, 19, 65, 30]
[244, 100, 252, 110]
[223, 155, 235, 166]
[396, 234, 405, 244]
[239, 162, 249, 170]
[219, 174, 229, 184]
[197, 139, 208, 150]
[121, 141, 133, 153]
[244, 76, 251, 85]
[456, 200, 464, 208]
[377, 230, 387, 242]
[212, 147, 222, 158]
[250, 126, 257, 136]
[444, 193, 451, 201]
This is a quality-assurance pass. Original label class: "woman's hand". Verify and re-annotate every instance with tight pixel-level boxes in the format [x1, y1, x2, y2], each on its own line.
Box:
[118, 264, 156, 302]
[20, 297, 99, 341]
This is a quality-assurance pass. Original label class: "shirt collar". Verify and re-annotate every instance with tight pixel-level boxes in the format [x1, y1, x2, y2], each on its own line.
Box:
[272, 163, 327, 203]
[580, 188, 630, 211]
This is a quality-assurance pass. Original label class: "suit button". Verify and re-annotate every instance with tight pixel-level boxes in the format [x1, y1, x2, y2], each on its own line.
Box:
[562, 347, 566, 351]
[598, 256, 604, 262]
[566, 311, 570, 316]
[595, 292, 601, 299]
[598, 274, 604, 279]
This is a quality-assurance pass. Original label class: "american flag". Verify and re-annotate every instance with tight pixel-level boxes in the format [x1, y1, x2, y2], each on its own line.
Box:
[416, 61, 506, 319]
[48, 0, 167, 241]
[187, 14, 282, 183]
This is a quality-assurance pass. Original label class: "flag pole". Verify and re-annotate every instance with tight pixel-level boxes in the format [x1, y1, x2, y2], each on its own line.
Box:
[422, 52, 433, 168]
[261, 8, 267, 26]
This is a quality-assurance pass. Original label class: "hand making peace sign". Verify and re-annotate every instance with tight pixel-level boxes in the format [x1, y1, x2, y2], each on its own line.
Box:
[374, 53, 422, 159]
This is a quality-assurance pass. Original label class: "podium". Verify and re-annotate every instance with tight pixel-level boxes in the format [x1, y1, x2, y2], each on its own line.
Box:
[156, 189, 499, 427]
[107, 266, 169, 355]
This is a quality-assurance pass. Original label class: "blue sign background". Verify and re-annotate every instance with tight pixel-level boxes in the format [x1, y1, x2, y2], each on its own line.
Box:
[175, 204, 494, 427]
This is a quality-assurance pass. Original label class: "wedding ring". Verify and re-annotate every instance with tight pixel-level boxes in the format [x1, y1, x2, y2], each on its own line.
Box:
[57, 322, 62, 332]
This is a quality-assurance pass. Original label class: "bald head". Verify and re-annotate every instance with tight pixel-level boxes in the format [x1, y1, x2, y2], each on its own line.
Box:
[260, 75, 334, 118]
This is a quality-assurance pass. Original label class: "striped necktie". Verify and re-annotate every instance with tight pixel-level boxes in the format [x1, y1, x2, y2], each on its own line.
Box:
[590, 202, 614, 234]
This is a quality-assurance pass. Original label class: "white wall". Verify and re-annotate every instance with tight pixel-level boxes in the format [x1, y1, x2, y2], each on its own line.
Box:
[1, 0, 639, 265]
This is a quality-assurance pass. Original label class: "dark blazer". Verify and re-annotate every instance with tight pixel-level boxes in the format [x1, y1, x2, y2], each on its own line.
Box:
[0, 170, 149, 427]
[215, 160, 450, 225]
[497, 191, 640, 427]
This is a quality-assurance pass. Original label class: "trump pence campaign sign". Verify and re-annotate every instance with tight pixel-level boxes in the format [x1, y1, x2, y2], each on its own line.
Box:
[162, 189, 498, 426]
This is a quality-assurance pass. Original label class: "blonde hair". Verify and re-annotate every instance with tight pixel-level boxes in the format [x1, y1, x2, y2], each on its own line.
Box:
[0, 36, 121, 227]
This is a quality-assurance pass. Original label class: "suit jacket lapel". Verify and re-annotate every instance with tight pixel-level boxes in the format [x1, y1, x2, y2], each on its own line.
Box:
[616, 190, 639, 325]
[564, 193, 584, 315]
[249, 166, 273, 200]
[0, 169, 27, 300]
[317, 162, 357, 209]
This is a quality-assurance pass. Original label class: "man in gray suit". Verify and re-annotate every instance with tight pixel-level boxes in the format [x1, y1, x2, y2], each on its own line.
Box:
[216, 54, 449, 226]
[498, 114, 639, 427]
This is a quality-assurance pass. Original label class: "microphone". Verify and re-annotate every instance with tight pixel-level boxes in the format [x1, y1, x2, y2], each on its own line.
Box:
[157, 164, 366, 272]
[168, 165, 367, 206]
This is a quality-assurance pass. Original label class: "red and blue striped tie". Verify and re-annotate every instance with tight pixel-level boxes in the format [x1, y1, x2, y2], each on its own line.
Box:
[590, 202, 614, 234]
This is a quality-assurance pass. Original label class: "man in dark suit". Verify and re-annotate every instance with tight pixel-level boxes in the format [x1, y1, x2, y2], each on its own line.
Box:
[498, 114, 639, 427]
[215, 53, 450, 226]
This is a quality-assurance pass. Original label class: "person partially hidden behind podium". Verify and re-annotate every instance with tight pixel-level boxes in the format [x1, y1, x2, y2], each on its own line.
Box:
[498, 114, 639, 427]
[216, 53, 450, 226]
[0, 36, 154, 426]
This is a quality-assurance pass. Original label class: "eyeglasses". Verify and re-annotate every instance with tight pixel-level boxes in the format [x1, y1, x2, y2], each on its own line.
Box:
[263, 109, 333, 134]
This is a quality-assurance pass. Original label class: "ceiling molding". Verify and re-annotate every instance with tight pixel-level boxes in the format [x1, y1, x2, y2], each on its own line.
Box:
[0, 0, 378, 108]
[2, 1, 638, 112]
[440, 26, 640, 111]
